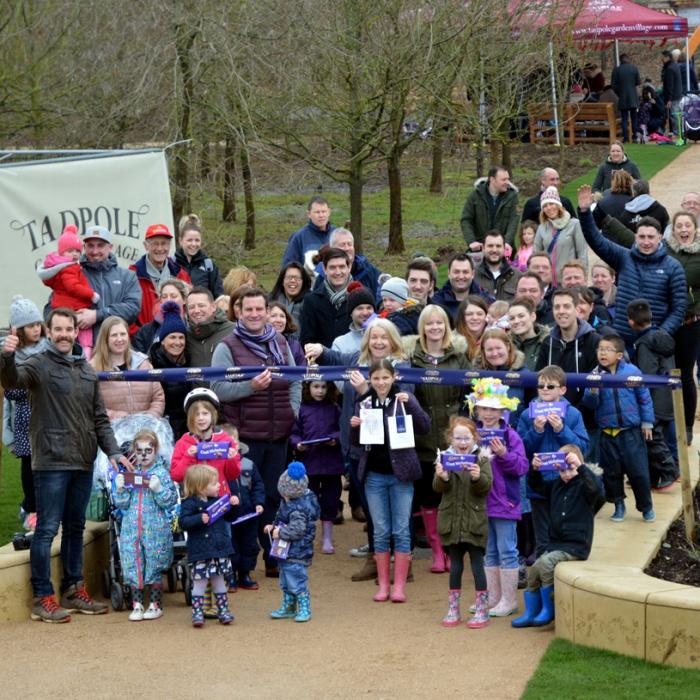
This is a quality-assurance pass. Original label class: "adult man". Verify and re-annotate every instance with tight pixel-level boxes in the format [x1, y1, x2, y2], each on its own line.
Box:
[211, 288, 301, 576]
[672, 48, 699, 95]
[661, 49, 683, 136]
[130, 223, 191, 332]
[578, 184, 687, 343]
[663, 191, 700, 239]
[611, 54, 640, 144]
[185, 286, 234, 368]
[65, 226, 141, 345]
[432, 253, 492, 323]
[387, 257, 435, 335]
[473, 231, 522, 302]
[0, 308, 130, 622]
[560, 261, 587, 289]
[515, 271, 551, 325]
[460, 166, 520, 248]
[527, 252, 556, 313]
[299, 248, 352, 347]
[281, 196, 335, 267]
[521, 168, 576, 223]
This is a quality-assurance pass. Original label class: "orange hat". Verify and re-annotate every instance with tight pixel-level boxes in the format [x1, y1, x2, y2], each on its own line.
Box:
[145, 223, 173, 239]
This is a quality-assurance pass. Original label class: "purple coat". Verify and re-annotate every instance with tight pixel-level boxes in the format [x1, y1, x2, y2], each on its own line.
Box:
[482, 420, 528, 520]
[352, 392, 431, 483]
[290, 400, 344, 476]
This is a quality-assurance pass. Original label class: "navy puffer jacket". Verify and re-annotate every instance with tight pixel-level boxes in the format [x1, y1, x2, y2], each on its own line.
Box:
[579, 208, 687, 342]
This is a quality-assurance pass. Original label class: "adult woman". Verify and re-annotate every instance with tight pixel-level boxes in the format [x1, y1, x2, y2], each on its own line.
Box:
[148, 301, 193, 439]
[508, 298, 550, 371]
[534, 187, 587, 285]
[174, 214, 224, 297]
[132, 279, 189, 354]
[410, 305, 469, 573]
[665, 211, 700, 441]
[574, 286, 612, 333]
[91, 316, 165, 421]
[593, 170, 634, 229]
[269, 262, 312, 338]
[454, 295, 488, 362]
[591, 141, 641, 194]
[305, 319, 409, 581]
[268, 301, 305, 367]
[591, 263, 617, 317]
[222, 266, 257, 296]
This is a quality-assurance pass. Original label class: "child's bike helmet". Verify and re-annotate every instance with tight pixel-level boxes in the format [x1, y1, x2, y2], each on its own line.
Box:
[183, 387, 221, 413]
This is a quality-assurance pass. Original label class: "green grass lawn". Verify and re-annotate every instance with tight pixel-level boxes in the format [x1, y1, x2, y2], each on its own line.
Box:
[522, 639, 700, 699]
[0, 451, 23, 545]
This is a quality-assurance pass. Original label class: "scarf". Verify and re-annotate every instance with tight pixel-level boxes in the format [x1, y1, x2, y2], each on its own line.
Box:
[323, 275, 352, 309]
[145, 257, 172, 289]
[232, 320, 286, 365]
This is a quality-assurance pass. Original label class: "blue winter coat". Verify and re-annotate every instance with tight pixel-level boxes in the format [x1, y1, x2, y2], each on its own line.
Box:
[274, 490, 321, 564]
[517, 400, 590, 498]
[180, 495, 235, 564]
[281, 220, 335, 266]
[290, 400, 344, 475]
[432, 281, 494, 323]
[112, 457, 178, 587]
[579, 208, 687, 342]
[581, 360, 655, 429]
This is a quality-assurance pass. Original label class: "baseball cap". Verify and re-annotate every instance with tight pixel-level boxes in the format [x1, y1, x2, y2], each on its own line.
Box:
[145, 223, 173, 239]
[83, 226, 113, 244]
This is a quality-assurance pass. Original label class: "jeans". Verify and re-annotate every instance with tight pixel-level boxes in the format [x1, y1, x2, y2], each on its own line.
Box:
[279, 561, 309, 595]
[30, 469, 93, 597]
[485, 517, 519, 569]
[364, 471, 413, 554]
[600, 429, 653, 513]
[247, 439, 289, 566]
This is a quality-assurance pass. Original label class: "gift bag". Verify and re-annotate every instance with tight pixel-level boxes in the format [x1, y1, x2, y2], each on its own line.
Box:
[387, 399, 414, 449]
[359, 406, 385, 445]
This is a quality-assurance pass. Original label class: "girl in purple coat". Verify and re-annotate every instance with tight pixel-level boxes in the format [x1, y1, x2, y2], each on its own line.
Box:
[467, 378, 528, 618]
[290, 380, 343, 554]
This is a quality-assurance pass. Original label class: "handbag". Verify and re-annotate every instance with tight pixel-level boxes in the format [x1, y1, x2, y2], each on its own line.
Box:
[387, 398, 415, 450]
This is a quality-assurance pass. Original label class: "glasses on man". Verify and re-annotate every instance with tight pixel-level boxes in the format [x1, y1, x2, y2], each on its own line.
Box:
[537, 383, 560, 390]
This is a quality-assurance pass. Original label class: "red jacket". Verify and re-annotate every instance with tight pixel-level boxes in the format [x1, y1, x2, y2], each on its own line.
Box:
[171, 430, 241, 495]
[129, 255, 190, 334]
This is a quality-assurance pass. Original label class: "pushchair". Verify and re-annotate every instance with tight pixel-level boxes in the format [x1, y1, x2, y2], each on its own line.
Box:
[682, 94, 700, 142]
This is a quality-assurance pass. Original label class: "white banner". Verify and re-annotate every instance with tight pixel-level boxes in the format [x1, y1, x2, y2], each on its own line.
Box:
[0, 150, 173, 324]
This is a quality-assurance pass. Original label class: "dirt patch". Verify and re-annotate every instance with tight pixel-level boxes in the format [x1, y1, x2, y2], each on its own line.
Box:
[645, 482, 700, 587]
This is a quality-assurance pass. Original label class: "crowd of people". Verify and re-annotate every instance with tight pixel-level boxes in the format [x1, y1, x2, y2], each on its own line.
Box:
[1, 154, 699, 630]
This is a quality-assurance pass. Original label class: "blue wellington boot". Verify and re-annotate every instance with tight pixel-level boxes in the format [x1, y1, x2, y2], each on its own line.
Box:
[511, 590, 542, 628]
[532, 585, 555, 626]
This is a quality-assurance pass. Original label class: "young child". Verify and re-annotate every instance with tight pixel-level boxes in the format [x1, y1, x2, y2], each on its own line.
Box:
[223, 424, 265, 591]
[512, 445, 605, 627]
[627, 299, 679, 490]
[486, 300, 510, 331]
[2, 296, 49, 531]
[290, 380, 343, 555]
[581, 334, 656, 523]
[467, 378, 528, 617]
[433, 416, 493, 629]
[512, 220, 536, 272]
[113, 429, 179, 621]
[179, 464, 239, 626]
[264, 461, 320, 623]
[517, 365, 589, 557]
[37, 225, 99, 358]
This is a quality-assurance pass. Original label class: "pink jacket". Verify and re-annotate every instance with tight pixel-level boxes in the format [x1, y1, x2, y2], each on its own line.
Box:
[171, 430, 241, 494]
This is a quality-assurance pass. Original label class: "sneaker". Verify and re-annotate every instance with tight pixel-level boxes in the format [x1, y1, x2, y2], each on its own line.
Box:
[350, 543, 370, 558]
[129, 603, 145, 621]
[143, 603, 163, 620]
[610, 502, 626, 523]
[60, 583, 108, 615]
[30, 595, 71, 623]
[643, 509, 656, 522]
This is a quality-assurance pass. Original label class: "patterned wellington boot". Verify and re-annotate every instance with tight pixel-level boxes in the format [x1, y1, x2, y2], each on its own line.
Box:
[191, 595, 205, 627]
[270, 592, 297, 619]
[442, 590, 461, 627]
[467, 590, 490, 629]
[295, 591, 311, 622]
[214, 592, 234, 625]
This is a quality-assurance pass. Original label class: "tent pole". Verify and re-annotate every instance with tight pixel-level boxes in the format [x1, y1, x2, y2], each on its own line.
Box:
[615, 39, 620, 66]
[686, 36, 691, 93]
[548, 41, 560, 147]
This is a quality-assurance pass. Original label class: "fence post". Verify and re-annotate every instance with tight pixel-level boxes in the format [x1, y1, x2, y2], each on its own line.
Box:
[670, 369, 696, 543]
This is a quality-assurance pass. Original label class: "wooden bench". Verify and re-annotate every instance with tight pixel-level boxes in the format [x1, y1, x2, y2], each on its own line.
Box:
[529, 101, 621, 145]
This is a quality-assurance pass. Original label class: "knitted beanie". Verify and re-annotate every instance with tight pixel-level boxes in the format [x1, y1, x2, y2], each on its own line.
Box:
[380, 277, 409, 304]
[278, 461, 309, 500]
[9, 295, 43, 329]
[347, 281, 376, 315]
[159, 300, 187, 339]
[58, 225, 82, 256]
[540, 186, 562, 207]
